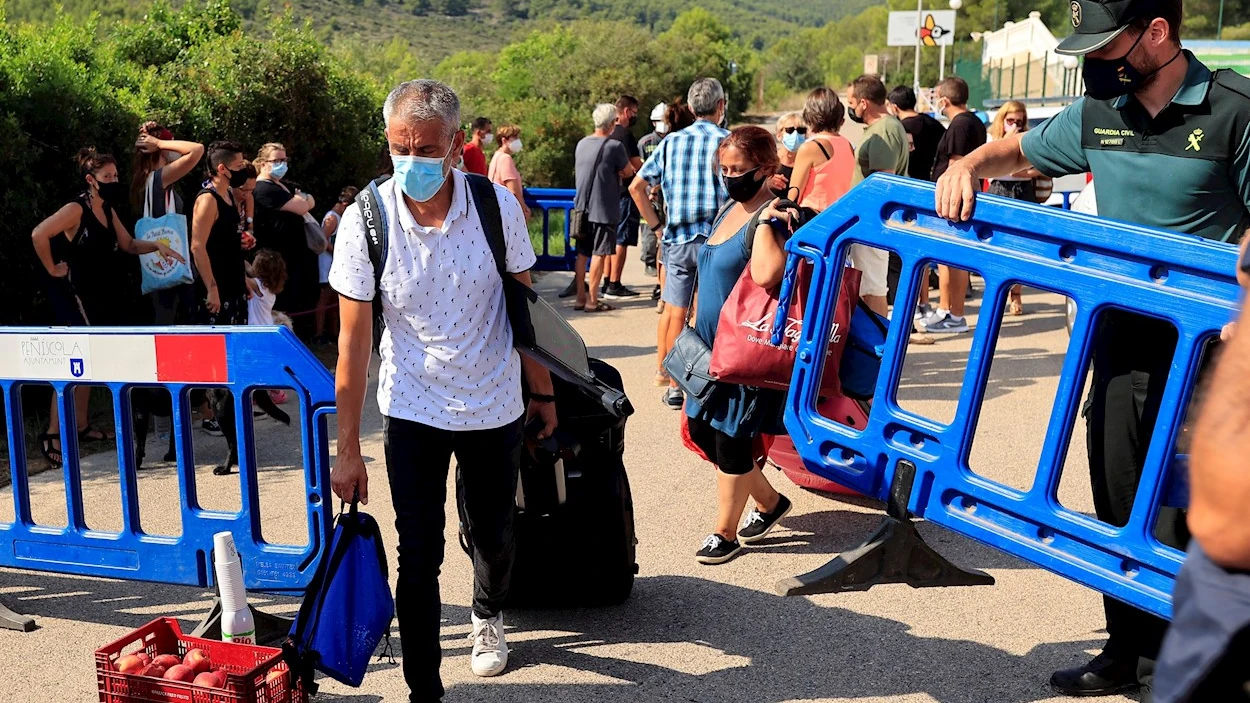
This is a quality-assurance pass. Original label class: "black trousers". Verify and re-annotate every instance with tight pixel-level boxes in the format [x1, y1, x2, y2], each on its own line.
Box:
[383, 415, 523, 702]
[1086, 311, 1190, 663]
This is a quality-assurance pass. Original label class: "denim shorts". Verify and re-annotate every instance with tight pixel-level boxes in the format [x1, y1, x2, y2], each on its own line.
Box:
[661, 235, 706, 307]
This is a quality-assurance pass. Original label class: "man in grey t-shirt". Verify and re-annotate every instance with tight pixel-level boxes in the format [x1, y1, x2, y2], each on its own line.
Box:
[571, 102, 633, 312]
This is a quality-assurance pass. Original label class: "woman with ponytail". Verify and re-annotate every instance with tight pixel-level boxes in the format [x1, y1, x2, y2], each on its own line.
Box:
[29, 147, 185, 468]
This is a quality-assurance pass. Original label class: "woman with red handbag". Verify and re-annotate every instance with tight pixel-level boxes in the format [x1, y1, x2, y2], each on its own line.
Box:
[685, 126, 795, 565]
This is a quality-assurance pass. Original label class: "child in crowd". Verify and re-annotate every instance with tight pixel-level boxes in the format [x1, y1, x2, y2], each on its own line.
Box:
[247, 249, 290, 405]
[247, 248, 287, 326]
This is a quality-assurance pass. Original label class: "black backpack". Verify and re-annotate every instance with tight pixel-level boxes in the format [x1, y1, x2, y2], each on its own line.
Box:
[354, 174, 632, 417]
[355, 173, 535, 354]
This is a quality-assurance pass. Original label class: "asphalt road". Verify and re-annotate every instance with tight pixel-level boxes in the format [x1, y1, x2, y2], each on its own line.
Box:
[0, 254, 1140, 703]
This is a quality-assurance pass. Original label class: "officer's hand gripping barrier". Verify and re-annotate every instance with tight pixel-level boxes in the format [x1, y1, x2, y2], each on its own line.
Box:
[0, 327, 335, 634]
[775, 175, 1237, 619]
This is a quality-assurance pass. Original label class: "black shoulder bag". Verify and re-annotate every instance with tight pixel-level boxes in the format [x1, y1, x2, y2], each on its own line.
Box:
[570, 138, 610, 241]
[358, 175, 631, 417]
[662, 201, 766, 403]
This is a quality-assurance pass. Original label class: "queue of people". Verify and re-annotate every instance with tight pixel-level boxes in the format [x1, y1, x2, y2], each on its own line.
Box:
[28, 127, 364, 463]
[25, 0, 1250, 695]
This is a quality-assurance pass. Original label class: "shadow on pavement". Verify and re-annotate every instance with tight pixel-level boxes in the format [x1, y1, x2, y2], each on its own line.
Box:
[437, 575, 1111, 703]
[748, 507, 1034, 572]
[0, 570, 296, 632]
[587, 345, 656, 361]
[3, 566, 1098, 703]
[897, 347, 1067, 405]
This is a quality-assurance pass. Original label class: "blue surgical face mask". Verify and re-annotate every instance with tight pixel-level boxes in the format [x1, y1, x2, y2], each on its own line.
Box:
[270, 161, 289, 179]
[782, 131, 805, 152]
[391, 145, 453, 203]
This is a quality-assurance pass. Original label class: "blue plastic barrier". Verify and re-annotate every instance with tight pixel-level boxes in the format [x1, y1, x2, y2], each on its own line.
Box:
[525, 187, 578, 271]
[777, 174, 1237, 619]
[0, 327, 335, 605]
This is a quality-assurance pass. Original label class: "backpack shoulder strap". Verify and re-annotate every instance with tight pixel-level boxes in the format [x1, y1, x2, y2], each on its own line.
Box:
[355, 178, 390, 284]
[355, 177, 390, 352]
[465, 173, 507, 277]
[742, 202, 768, 259]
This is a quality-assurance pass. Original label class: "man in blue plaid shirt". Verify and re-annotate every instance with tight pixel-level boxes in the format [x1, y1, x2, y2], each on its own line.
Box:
[630, 77, 730, 409]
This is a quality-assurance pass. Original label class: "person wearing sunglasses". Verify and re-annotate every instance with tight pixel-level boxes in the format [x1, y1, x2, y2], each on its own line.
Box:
[986, 101, 1042, 315]
[770, 112, 807, 198]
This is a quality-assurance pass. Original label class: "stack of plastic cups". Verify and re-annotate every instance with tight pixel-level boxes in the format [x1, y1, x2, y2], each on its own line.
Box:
[213, 531, 256, 644]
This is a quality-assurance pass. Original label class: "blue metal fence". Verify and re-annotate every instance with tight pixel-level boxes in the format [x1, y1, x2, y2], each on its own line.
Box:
[526, 188, 577, 272]
[779, 174, 1237, 619]
[0, 327, 335, 598]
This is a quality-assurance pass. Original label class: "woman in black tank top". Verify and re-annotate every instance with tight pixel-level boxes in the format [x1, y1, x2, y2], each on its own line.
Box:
[29, 148, 186, 468]
[191, 141, 252, 325]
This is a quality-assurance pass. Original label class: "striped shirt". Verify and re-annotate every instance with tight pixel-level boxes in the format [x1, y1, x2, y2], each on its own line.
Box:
[638, 119, 729, 245]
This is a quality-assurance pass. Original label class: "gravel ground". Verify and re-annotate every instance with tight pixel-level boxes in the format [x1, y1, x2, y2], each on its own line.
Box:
[0, 254, 1141, 703]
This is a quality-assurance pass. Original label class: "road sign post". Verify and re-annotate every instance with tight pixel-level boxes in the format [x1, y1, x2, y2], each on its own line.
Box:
[889, 9, 956, 90]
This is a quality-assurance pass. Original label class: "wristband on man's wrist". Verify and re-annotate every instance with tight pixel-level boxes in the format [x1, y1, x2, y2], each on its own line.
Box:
[529, 393, 556, 403]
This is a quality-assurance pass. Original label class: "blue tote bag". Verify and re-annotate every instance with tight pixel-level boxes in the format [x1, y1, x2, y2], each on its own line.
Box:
[136, 176, 193, 294]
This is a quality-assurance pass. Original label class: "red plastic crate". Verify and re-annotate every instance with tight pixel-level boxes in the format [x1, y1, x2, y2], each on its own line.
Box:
[95, 617, 306, 703]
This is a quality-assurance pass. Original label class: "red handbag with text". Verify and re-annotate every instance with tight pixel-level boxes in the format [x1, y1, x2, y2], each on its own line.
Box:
[709, 261, 859, 392]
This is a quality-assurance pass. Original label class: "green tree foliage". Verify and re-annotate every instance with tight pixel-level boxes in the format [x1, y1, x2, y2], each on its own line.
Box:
[5, 0, 890, 73]
[438, 10, 756, 188]
[0, 1, 385, 324]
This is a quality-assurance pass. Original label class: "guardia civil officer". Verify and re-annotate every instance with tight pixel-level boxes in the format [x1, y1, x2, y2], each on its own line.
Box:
[934, 0, 1250, 697]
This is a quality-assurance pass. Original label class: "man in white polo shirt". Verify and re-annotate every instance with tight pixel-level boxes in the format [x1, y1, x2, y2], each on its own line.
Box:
[328, 79, 556, 702]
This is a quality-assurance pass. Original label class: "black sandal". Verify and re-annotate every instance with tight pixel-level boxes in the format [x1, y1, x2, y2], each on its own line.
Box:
[78, 425, 114, 443]
[38, 433, 62, 468]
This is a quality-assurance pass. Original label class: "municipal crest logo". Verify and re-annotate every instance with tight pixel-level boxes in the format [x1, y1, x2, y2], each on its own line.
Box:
[1071, 0, 1082, 27]
[70, 358, 85, 378]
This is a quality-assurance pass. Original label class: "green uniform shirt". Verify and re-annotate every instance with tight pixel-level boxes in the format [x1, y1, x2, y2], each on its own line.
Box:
[1021, 52, 1250, 243]
[853, 114, 910, 186]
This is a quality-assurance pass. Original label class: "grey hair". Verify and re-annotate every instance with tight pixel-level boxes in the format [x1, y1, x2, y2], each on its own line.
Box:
[687, 77, 725, 117]
[383, 79, 461, 138]
[592, 103, 618, 132]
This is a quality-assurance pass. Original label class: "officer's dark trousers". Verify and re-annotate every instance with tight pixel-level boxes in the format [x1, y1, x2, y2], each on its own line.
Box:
[383, 415, 522, 702]
[1086, 311, 1190, 664]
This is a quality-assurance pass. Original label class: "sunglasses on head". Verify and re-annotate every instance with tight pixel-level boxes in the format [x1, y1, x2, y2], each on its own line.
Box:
[783, 126, 808, 135]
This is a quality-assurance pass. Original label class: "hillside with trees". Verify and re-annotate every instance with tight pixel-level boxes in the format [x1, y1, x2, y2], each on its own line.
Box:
[3, 0, 882, 67]
[2, 0, 1246, 325]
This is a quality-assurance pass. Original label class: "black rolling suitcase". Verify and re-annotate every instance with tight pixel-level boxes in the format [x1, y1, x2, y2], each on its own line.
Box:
[458, 358, 637, 608]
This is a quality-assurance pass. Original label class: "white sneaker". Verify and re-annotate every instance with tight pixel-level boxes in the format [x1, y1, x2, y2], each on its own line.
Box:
[924, 312, 970, 334]
[917, 308, 949, 330]
[470, 612, 509, 677]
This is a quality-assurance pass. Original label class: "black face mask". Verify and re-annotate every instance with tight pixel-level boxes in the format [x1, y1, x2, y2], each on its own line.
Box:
[1082, 30, 1182, 100]
[227, 167, 250, 188]
[95, 181, 127, 204]
[627, 114, 638, 128]
[847, 103, 866, 124]
[723, 168, 764, 203]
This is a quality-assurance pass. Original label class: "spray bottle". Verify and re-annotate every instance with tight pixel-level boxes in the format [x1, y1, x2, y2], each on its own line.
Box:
[213, 531, 256, 644]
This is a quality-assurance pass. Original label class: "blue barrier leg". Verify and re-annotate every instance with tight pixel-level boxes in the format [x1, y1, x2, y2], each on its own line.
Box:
[0, 599, 36, 632]
[776, 461, 994, 596]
